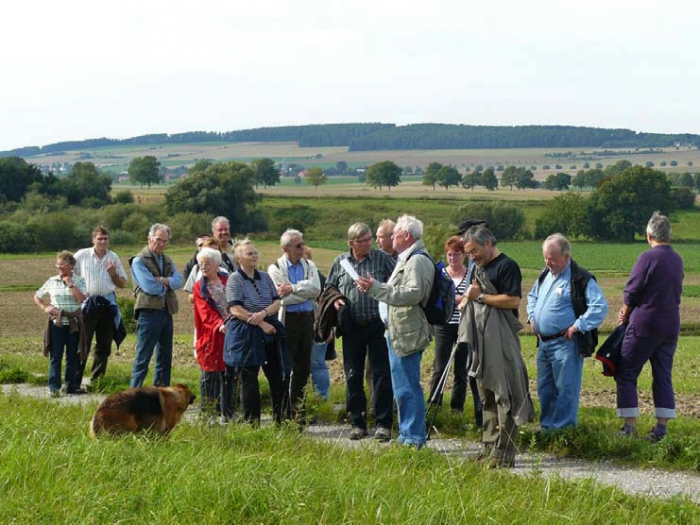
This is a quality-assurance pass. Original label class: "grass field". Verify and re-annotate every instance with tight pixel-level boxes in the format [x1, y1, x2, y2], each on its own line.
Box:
[22, 140, 700, 181]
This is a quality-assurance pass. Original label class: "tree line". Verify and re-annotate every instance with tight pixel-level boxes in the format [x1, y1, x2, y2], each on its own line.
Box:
[0, 156, 697, 253]
[4, 123, 700, 158]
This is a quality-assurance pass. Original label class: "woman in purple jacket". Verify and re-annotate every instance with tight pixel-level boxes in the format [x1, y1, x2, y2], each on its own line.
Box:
[617, 212, 684, 441]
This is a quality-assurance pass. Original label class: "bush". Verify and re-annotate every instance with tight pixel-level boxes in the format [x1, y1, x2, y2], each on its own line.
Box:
[28, 213, 76, 251]
[109, 229, 138, 246]
[451, 202, 526, 240]
[117, 296, 137, 334]
[0, 221, 34, 253]
[113, 190, 134, 204]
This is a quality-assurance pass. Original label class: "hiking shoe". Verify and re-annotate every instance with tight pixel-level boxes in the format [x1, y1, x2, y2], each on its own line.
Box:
[348, 427, 369, 440]
[374, 427, 391, 442]
[646, 429, 666, 443]
[619, 423, 638, 438]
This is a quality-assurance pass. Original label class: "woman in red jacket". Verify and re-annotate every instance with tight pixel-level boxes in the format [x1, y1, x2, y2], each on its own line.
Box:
[193, 247, 231, 419]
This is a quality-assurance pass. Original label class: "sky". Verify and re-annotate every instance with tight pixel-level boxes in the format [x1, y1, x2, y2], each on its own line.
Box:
[2, 0, 699, 152]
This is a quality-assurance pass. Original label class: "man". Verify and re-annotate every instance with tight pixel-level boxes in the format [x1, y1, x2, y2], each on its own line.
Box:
[268, 229, 321, 421]
[357, 215, 434, 448]
[363, 218, 398, 418]
[460, 225, 534, 468]
[375, 219, 397, 260]
[129, 223, 183, 388]
[185, 218, 237, 277]
[212, 216, 237, 273]
[326, 222, 396, 441]
[73, 226, 128, 386]
[527, 233, 608, 431]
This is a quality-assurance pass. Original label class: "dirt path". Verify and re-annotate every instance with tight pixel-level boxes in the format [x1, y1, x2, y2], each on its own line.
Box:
[3, 383, 699, 505]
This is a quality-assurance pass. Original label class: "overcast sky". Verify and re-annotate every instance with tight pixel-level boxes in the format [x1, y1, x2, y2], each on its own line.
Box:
[1, 0, 698, 151]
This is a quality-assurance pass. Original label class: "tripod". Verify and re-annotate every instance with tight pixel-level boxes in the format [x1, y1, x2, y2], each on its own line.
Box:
[425, 342, 459, 440]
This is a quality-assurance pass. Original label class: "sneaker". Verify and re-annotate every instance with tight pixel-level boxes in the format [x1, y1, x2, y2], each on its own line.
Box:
[348, 427, 369, 440]
[619, 423, 638, 438]
[374, 426, 391, 442]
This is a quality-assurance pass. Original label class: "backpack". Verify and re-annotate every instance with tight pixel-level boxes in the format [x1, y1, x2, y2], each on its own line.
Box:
[408, 250, 455, 326]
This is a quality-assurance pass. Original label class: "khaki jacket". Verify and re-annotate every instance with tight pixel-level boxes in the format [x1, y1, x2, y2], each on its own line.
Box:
[368, 240, 434, 357]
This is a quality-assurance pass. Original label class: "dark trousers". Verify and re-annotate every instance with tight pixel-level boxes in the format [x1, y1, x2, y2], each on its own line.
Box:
[77, 310, 115, 385]
[342, 319, 393, 430]
[285, 311, 314, 417]
[222, 365, 237, 419]
[238, 344, 287, 425]
[429, 324, 468, 410]
[200, 370, 224, 415]
[48, 323, 80, 393]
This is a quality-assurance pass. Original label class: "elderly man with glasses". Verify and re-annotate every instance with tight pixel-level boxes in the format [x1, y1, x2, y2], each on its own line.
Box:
[326, 222, 396, 441]
[268, 229, 321, 423]
[129, 223, 183, 388]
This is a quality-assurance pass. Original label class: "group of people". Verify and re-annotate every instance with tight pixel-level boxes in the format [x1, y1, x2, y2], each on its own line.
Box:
[35, 210, 683, 464]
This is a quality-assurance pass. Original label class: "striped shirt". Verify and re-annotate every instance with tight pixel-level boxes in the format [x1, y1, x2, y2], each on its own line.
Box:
[36, 275, 87, 325]
[445, 267, 468, 324]
[73, 248, 127, 297]
[226, 269, 280, 313]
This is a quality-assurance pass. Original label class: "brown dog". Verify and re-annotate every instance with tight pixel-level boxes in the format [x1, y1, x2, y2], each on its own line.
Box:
[89, 384, 195, 437]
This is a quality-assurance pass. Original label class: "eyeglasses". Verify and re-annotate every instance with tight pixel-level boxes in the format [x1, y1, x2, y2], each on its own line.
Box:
[153, 237, 169, 244]
[353, 237, 373, 243]
[293, 242, 305, 249]
[244, 251, 259, 257]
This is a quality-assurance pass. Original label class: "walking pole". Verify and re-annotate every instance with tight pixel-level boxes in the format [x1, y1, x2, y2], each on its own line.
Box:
[426, 342, 458, 440]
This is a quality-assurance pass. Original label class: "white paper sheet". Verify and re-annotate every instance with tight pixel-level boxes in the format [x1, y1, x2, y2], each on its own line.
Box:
[340, 258, 360, 280]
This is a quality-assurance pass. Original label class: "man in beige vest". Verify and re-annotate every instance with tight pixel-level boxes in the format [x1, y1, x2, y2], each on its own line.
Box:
[129, 223, 183, 388]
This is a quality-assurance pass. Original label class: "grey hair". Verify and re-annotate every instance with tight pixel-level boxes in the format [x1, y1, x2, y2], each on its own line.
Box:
[646, 211, 671, 242]
[197, 247, 222, 267]
[211, 216, 229, 231]
[233, 238, 255, 263]
[347, 222, 371, 241]
[543, 233, 571, 257]
[462, 225, 497, 246]
[396, 214, 423, 240]
[280, 228, 303, 247]
[377, 219, 395, 231]
[148, 223, 171, 239]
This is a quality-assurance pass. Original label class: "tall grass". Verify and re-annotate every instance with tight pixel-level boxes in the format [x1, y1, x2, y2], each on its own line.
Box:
[1, 393, 698, 524]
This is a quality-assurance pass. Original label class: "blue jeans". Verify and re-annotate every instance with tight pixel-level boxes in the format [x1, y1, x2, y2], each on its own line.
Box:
[537, 337, 583, 430]
[387, 334, 426, 447]
[311, 340, 330, 400]
[130, 310, 173, 388]
[48, 323, 80, 393]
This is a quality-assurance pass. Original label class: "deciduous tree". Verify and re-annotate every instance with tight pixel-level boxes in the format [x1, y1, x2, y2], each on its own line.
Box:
[128, 156, 162, 188]
[251, 158, 280, 188]
[367, 161, 402, 191]
[305, 167, 327, 189]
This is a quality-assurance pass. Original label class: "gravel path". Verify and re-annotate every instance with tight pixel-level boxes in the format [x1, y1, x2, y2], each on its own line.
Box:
[4, 383, 699, 504]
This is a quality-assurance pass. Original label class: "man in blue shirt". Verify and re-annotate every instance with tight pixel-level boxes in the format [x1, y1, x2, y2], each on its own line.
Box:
[527, 233, 608, 430]
[129, 223, 183, 388]
[268, 229, 320, 422]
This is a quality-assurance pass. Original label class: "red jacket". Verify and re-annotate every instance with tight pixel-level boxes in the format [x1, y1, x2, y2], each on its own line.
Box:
[193, 274, 229, 372]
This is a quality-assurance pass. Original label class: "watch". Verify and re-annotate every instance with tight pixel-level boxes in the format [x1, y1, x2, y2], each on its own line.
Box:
[477, 293, 484, 304]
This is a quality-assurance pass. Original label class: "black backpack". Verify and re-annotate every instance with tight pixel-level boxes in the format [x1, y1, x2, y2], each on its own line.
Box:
[408, 250, 455, 326]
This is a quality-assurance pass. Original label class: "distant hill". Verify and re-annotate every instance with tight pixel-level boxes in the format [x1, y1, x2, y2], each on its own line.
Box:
[2, 123, 699, 158]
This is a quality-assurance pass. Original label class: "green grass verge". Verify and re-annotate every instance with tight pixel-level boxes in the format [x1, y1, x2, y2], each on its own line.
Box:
[1, 394, 698, 523]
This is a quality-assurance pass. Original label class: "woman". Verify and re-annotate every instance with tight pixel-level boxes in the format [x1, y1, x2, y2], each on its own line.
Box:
[428, 236, 481, 424]
[617, 212, 684, 441]
[224, 239, 289, 425]
[34, 251, 87, 396]
[192, 247, 231, 418]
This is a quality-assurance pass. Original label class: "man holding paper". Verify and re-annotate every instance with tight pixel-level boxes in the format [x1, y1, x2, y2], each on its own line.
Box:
[326, 222, 396, 441]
